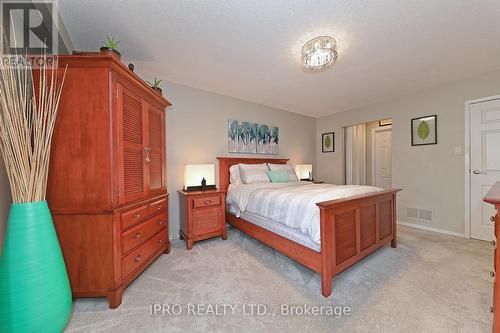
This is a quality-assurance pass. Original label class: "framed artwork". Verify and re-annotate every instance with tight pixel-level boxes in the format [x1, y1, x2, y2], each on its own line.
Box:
[228, 119, 278, 154]
[379, 119, 392, 127]
[257, 124, 280, 155]
[228, 119, 257, 153]
[322, 132, 334, 152]
[411, 115, 437, 146]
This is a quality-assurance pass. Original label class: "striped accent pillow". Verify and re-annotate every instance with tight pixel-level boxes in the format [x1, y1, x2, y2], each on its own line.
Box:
[239, 163, 270, 184]
[267, 163, 299, 182]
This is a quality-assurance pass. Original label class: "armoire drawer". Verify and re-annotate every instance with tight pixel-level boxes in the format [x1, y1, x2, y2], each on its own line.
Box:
[149, 198, 167, 215]
[122, 215, 167, 254]
[121, 205, 149, 230]
[121, 230, 166, 280]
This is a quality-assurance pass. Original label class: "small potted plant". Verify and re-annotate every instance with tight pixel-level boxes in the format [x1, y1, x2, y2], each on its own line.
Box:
[146, 77, 162, 95]
[100, 35, 121, 58]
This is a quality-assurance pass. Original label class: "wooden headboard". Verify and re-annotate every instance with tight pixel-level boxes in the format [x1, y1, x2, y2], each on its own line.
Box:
[217, 157, 289, 191]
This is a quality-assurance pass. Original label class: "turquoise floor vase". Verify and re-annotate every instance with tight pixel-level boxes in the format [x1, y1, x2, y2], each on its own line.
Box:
[0, 201, 72, 333]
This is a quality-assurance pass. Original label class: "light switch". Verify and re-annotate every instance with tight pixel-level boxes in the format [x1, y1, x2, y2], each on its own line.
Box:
[454, 146, 462, 155]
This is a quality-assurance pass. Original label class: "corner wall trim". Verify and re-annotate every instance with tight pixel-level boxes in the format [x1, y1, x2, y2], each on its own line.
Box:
[397, 221, 465, 238]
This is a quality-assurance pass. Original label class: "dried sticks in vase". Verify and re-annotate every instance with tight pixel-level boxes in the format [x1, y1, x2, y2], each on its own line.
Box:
[0, 54, 67, 203]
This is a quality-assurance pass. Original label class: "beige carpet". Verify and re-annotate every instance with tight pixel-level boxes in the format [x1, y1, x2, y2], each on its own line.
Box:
[64, 226, 493, 333]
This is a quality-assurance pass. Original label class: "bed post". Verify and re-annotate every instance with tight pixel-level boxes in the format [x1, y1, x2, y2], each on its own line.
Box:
[319, 207, 334, 297]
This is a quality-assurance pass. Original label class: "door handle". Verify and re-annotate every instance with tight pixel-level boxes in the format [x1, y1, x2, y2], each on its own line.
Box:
[144, 147, 151, 163]
[472, 170, 482, 174]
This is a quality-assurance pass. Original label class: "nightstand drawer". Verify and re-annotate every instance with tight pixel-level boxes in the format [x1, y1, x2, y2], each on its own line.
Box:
[121, 205, 149, 230]
[149, 198, 167, 215]
[192, 207, 221, 235]
[122, 230, 166, 279]
[192, 195, 220, 208]
[122, 215, 167, 254]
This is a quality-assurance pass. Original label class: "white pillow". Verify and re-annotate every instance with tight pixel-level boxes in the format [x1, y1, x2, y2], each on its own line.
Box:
[229, 164, 242, 185]
[267, 163, 299, 182]
[239, 163, 270, 184]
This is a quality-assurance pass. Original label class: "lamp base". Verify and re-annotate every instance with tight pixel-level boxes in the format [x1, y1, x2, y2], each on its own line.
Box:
[185, 185, 217, 192]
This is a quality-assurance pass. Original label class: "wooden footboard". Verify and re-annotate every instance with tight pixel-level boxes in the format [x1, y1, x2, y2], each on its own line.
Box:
[317, 189, 400, 296]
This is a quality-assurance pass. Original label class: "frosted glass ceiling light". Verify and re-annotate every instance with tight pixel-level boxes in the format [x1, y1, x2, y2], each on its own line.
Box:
[301, 36, 338, 72]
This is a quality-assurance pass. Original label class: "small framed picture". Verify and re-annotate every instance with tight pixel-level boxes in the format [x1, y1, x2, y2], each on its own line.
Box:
[322, 132, 335, 152]
[379, 119, 392, 127]
[411, 115, 437, 146]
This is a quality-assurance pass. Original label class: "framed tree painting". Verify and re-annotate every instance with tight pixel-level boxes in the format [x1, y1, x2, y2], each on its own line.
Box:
[322, 132, 334, 152]
[411, 115, 437, 146]
[228, 119, 257, 153]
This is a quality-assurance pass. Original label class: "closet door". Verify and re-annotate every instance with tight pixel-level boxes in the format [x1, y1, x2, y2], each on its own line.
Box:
[117, 83, 148, 204]
[145, 104, 166, 195]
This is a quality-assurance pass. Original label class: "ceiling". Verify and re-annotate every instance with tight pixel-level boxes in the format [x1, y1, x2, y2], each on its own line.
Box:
[59, 0, 500, 117]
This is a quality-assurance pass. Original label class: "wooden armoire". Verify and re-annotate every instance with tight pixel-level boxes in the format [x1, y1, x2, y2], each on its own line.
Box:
[45, 54, 171, 308]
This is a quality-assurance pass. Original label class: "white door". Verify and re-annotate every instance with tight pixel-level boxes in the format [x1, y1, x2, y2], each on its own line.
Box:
[373, 128, 392, 189]
[470, 98, 500, 241]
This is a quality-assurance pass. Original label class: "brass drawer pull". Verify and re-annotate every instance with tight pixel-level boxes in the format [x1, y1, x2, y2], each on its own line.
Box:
[157, 205, 162, 210]
[158, 238, 163, 244]
[157, 220, 163, 225]
[204, 200, 212, 205]
[134, 233, 141, 240]
[133, 213, 141, 220]
[490, 271, 496, 278]
[491, 216, 496, 222]
[491, 240, 496, 247]
[135, 255, 142, 262]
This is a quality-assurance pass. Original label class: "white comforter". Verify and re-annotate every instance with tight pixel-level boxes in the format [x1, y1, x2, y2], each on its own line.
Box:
[227, 182, 382, 244]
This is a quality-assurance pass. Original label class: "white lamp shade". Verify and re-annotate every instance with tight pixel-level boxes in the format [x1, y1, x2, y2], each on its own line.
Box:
[295, 164, 313, 180]
[184, 164, 215, 188]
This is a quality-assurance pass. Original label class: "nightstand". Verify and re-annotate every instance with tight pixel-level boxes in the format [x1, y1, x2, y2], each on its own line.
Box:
[178, 189, 227, 250]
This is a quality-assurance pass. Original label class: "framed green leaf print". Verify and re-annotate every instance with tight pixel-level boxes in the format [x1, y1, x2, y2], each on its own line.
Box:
[322, 132, 334, 152]
[411, 115, 437, 146]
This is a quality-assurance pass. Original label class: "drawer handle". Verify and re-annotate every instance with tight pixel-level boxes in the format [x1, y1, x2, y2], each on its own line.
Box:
[157, 204, 162, 210]
[490, 306, 494, 314]
[490, 271, 496, 278]
[157, 220, 163, 225]
[491, 216, 496, 222]
[204, 200, 212, 205]
[133, 213, 141, 220]
[491, 240, 497, 247]
[135, 255, 142, 262]
[158, 238, 163, 244]
[134, 233, 141, 240]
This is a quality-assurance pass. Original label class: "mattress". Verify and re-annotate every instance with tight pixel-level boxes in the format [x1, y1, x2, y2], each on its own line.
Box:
[228, 205, 321, 252]
[226, 181, 382, 245]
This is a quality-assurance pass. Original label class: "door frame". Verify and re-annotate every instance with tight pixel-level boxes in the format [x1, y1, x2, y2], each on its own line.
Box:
[371, 125, 392, 187]
[464, 94, 500, 239]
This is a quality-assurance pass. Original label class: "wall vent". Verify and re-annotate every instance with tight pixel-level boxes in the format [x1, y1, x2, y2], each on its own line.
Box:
[406, 207, 419, 220]
[406, 207, 433, 224]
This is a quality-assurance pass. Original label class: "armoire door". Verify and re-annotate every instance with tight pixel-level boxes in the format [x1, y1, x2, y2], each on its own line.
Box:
[117, 83, 148, 204]
[146, 104, 166, 195]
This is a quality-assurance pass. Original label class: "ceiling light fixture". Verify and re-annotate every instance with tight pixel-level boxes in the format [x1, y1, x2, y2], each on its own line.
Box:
[301, 36, 338, 72]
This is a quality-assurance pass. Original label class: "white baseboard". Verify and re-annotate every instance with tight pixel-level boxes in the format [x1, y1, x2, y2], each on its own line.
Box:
[397, 221, 465, 238]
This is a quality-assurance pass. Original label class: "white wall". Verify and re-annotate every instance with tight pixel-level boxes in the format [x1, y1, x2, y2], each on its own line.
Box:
[316, 70, 500, 235]
[164, 82, 316, 238]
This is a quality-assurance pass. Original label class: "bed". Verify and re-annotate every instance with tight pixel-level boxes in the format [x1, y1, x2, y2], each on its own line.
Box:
[218, 157, 401, 297]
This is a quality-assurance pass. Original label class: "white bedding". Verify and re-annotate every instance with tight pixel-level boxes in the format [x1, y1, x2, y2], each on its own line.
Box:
[227, 182, 382, 245]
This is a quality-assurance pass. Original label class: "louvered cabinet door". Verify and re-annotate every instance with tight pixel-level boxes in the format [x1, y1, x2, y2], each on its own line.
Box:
[145, 104, 166, 195]
[117, 84, 148, 204]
